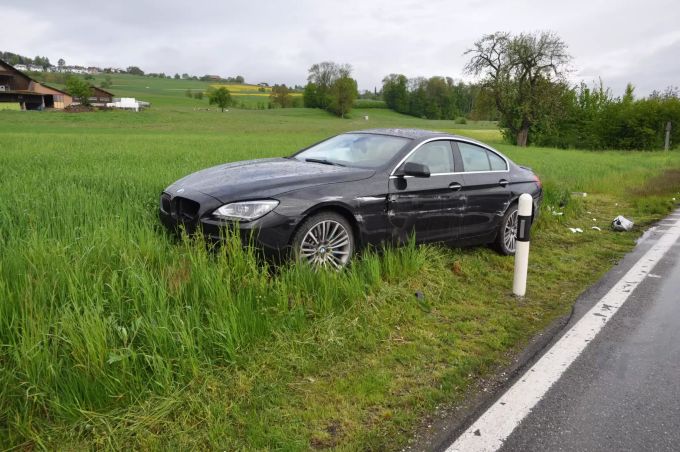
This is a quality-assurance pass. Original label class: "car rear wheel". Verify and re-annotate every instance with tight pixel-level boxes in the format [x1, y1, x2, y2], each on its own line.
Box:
[496, 204, 518, 255]
[292, 212, 355, 270]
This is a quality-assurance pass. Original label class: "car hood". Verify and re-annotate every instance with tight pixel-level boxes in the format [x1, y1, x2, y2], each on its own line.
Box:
[168, 157, 376, 203]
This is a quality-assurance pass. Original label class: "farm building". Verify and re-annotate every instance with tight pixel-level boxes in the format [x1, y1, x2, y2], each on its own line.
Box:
[0, 58, 73, 110]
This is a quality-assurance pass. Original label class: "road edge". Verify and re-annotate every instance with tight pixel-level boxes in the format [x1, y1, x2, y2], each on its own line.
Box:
[408, 211, 676, 452]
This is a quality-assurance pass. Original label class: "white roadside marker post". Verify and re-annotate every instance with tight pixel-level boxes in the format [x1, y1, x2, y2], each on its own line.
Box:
[513, 193, 533, 297]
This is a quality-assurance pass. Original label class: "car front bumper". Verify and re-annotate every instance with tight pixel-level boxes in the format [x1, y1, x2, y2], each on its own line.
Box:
[158, 192, 298, 256]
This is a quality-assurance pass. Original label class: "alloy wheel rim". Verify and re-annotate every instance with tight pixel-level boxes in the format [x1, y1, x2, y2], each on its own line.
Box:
[504, 210, 518, 253]
[299, 220, 350, 269]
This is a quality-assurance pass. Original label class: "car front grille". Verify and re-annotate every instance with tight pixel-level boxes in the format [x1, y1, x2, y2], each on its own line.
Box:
[161, 193, 201, 223]
[176, 197, 200, 222]
[160, 193, 172, 213]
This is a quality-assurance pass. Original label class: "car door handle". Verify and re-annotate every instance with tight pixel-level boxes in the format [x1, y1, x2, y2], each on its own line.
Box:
[449, 182, 462, 191]
[499, 179, 509, 187]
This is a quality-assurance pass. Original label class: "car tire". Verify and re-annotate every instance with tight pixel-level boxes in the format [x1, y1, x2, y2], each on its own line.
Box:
[291, 211, 355, 270]
[495, 203, 518, 255]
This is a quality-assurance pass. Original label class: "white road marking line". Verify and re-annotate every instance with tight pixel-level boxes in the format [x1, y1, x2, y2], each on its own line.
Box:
[447, 212, 680, 452]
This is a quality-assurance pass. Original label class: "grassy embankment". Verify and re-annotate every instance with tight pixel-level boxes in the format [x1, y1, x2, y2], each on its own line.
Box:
[1, 102, 679, 450]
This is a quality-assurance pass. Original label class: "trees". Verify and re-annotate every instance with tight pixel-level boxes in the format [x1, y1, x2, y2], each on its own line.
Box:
[303, 62, 357, 117]
[304, 62, 351, 109]
[303, 83, 319, 107]
[33, 56, 50, 70]
[328, 76, 358, 118]
[270, 84, 293, 108]
[126, 66, 144, 76]
[58, 58, 65, 69]
[65, 76, 93, 106]
[208, 86, 233, 111]
[382, 74, 409, 113]
[527, 80, 680, 150]
[464, 31, 571, 146]
[381, 74, 479, 120]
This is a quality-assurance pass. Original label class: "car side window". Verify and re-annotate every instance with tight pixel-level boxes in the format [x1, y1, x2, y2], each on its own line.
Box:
[403, 141, 455, 174]
[487, 150, 508, 171]
[458, 142, 491, 172]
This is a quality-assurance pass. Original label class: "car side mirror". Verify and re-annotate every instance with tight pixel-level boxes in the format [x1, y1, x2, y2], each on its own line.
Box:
[400, 162, 430, 178]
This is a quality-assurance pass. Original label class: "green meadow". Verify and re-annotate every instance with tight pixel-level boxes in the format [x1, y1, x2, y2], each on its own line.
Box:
[1, 90, 679, 449]
[39, 72, 291, 108]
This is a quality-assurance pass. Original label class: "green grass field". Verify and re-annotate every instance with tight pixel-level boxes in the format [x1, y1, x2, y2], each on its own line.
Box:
[1, 97, 679, 449]
[39, 72, 301, 108]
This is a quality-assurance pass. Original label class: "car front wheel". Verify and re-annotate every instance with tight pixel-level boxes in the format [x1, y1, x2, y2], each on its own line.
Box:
[292, 211, 355, 270]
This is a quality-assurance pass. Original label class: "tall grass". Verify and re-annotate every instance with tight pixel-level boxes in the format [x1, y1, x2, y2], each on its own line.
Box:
[0, 135, 432, 443]
[1, 107, 679, 447]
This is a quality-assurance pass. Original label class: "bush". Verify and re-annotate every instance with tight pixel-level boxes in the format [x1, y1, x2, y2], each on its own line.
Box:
[530, 83, 680, 150]
[65, 76, 93, 106]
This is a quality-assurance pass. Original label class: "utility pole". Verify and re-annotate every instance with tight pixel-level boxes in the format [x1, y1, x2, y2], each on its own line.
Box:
[665, 121, 672, 151]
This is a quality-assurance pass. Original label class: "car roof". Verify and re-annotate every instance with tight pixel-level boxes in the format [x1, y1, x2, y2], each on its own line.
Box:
[347, 128, 456, 140]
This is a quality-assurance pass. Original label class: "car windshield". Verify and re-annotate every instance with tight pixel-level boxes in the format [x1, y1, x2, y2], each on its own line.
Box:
[293, 133, 410, 168]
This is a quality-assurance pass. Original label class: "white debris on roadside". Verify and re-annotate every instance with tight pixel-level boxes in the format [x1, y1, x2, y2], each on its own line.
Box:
[568, 227, 584, 233]
[612, 215, 634, 231]
[592, 226, 602, 231]
[572, 192, 588, 197]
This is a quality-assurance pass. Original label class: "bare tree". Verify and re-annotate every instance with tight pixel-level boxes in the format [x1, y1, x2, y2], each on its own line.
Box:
[306, 62, 352, 109]
[465, 31, 571, 146]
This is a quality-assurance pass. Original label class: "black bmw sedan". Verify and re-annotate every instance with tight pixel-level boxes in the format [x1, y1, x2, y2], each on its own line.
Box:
[160, 128, 542, 268]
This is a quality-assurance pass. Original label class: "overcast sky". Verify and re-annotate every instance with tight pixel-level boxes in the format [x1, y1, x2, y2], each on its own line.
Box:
[3, 0, 679, 96]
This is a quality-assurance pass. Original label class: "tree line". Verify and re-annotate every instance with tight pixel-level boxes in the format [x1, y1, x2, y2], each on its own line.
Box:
[0, 51, 51, 68]
[381, 75, 484, 121]
[528, 83, 680, 150]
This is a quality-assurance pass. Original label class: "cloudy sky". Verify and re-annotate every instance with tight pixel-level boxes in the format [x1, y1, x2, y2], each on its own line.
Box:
[4, 0, 679, 96]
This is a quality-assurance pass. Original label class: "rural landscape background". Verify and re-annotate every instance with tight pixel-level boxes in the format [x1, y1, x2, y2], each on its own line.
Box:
[2, 0, 680, 445]
[2, 68, 679, 449]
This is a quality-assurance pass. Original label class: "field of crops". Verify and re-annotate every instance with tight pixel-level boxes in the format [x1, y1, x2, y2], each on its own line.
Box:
[1, 102, 679, 449]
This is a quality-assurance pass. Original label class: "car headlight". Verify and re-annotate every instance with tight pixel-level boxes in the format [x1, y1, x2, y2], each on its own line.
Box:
[213, 200, 279, 221]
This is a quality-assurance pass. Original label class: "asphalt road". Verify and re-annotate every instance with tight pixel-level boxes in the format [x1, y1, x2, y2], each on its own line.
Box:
[498, 211, 680, 451]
